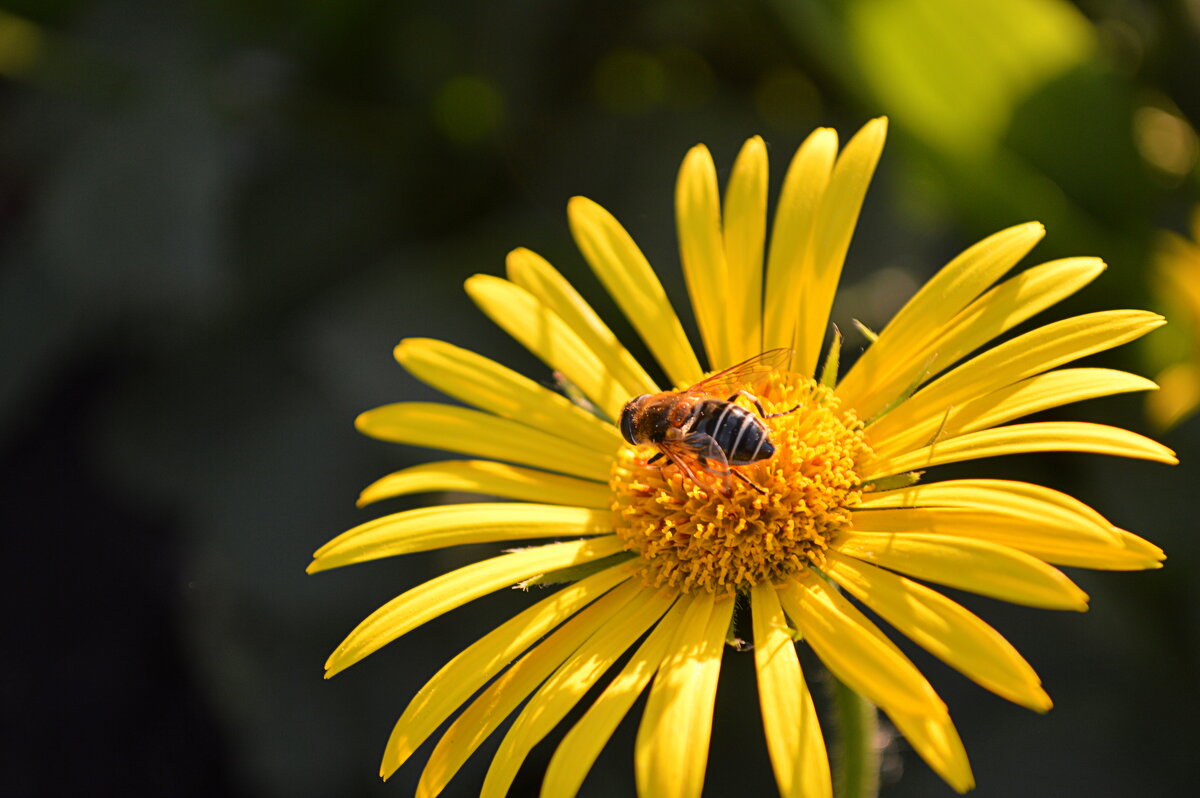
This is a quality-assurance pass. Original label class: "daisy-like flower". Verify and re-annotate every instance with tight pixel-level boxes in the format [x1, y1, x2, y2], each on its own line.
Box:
[310, 118, 1174, 798]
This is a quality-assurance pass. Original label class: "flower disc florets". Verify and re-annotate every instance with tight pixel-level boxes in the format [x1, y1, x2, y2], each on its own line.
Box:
[611, 372, 871, 594]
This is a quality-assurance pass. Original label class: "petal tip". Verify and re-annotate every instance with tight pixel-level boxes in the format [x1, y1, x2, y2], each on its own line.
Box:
[1029, 688, 1054, 714]
[392, 338, 416, 364]
[463, 273, 500, 295]
[744, 133, 765, 148]
[324, 651, 351, 678]
[567, 194, 596, 216]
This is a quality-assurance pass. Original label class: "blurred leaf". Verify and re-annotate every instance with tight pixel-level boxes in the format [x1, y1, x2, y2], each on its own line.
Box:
[773, 0, 1153, 273]
[846, 0, 1094, 158]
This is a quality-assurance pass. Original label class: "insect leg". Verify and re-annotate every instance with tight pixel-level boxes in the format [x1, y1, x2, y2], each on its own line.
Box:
[727, 390, 800, 419]
[764, 404, 801, 419]
[731, 468, 767, 494]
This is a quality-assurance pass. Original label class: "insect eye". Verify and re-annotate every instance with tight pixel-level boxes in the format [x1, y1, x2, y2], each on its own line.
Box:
[619, 396, 648, 444]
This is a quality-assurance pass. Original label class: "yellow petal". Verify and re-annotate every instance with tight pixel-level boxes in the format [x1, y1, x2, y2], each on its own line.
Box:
[750, 582, 831, 798]
[865, 421, 1178, 479]
[722, 136, 768, 365]
[794, 117, 887, 377]
[322, 535, 624, 677]
[540, 596, 685, 798]
[847, 255, 1101, 422]
[395, 338, 623, 454]
[836, 222, 1046, 418]
[1104, 529, 1167, 569]
[780, 576, 974, 794]
[886, 707, 974, 794]
[824, 552, 1050, 711]
[355, 402, 613, 481]
[636, 592, 733, 798]
[779, 574, 944, 717]
[677, 143, 732, 369]
[917, 257, 1107, 382]
[568, 195, 703, 387]
[833, 530, 1089, 610]
[866, 309, 1165, 440]
[851, 498, 1163, 571]
[763, 127, 838, 353]
[357, 460, 612, 508]
[417, 577, 644, 798]
[380, 564, 631, 778]
[465, 274, 630, 420]
[506, 247, 659, 397]
[481, 587, 675, 798]
[1007, 528, 1166, 571]
[855, 478, 1117, 541]
[310, 503, 612, 572]
[869, 367, 1159, 461]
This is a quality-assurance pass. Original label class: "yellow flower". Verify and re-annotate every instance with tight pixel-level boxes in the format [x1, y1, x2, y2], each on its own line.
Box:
[310, 118, 1174, 798]
[1147, 205, 1200, 430]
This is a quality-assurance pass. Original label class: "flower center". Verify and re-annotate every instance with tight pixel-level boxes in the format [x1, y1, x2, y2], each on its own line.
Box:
[610, 371, 870, 594]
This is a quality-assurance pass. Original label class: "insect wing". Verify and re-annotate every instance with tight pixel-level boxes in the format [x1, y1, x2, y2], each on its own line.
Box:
[683, 348, 791, 398]
[658, 429, 734, 496]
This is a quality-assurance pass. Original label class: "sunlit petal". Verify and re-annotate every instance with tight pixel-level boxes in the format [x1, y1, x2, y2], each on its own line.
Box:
[794, 117, 887, 376]
[750, 582, 831, 798]
[355, 402, 613, 481]
[779, 574, 943, 717]
[381, 564, 632, 778]
[481, 587, 675, 798]
[722, 136, 769, 364]
[357, 460, 612, 508]
[825, 552, 1051, 711]
[395, 337, 623, 453]
[836, 222, 1046, 418]
[866, 309, 1164, 440]
[322, 536, 624, 677]
[868, 367, 1158, 460]
[541, 597, 686, 798]
[763, 127, 838, 353]
[780, 576, 974, 794]
[506, 247, 659, 397]
[569, 195, 703, 386]
[636, 592, 733, 798]
[677, 143, 732, 369]
[833, 530, 1089, 610]
[855, 478, 1118, 540]
[865, 421, 1178, 478]
[466, 274, 631, 420]
[311, 503, 612, 572]
[416, 578, 644, 798]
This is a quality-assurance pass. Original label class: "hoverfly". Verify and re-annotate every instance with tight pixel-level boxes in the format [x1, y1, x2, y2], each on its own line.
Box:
[618, 348, 799, 496]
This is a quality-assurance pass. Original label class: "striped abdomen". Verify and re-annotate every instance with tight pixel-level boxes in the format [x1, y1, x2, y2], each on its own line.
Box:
[688, 399, 774, 465]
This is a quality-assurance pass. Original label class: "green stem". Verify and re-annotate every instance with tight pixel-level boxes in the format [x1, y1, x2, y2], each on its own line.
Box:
[829, 675, 880, 798]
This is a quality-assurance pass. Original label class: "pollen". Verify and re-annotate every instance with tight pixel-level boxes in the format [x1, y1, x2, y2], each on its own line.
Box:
[610, 372, 871, 594]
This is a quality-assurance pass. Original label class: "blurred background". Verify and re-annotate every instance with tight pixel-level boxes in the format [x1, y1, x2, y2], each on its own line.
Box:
[2, 0, 1198, 795]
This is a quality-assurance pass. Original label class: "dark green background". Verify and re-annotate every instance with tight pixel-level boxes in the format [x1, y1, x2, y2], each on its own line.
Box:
[2, 1, 1197, 796]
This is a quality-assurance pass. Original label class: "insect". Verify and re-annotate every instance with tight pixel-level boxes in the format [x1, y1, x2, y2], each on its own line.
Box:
[618, 348, 799, 495]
